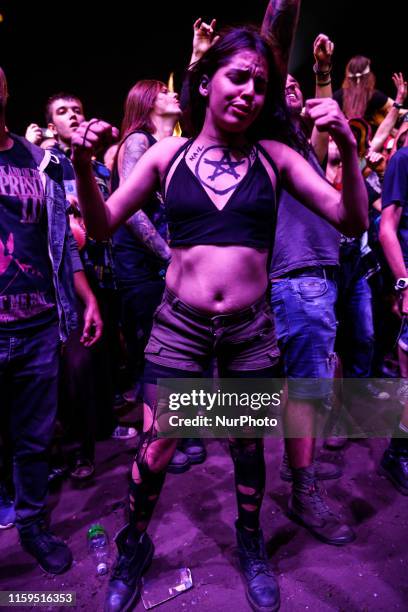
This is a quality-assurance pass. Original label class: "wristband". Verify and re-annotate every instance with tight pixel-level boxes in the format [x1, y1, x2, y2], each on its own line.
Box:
[313, 62, 332, 77]
[316, 78, 332, 87]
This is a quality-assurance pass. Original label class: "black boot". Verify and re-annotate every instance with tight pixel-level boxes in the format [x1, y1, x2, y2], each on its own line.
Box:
[104, 524, 154, 612]
[280, 452, 342, 482]
[288, 465, 355, 546]
[20, 521, 72, 574]
[236, 521, 280, 612]
[380, 439, 408, 495]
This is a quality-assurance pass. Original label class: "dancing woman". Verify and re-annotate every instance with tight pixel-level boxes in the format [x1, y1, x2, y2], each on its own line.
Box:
[72, 26, 367, 612]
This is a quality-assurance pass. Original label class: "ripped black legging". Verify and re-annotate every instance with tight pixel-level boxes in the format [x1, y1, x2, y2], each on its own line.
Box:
[128, 368, 274, 535]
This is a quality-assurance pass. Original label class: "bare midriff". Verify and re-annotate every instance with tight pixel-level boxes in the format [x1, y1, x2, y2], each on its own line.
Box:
[166, 245, 269, 315]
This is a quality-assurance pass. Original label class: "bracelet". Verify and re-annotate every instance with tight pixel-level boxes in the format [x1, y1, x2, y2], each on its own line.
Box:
[393, 101, 403, 109]
[82, 119, 99, 147]
[313, 62, 332, 77]
[316, 78, 332, 87]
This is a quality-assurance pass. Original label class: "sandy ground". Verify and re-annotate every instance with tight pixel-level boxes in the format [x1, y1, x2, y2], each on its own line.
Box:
[1, 427, 407, 612]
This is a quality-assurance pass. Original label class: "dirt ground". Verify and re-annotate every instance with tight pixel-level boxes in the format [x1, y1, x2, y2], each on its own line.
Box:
[1, 419, 407, 612]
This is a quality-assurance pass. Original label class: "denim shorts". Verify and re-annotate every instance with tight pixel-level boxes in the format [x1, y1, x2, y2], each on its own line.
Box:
[270, 276, 337, 399]
[144, 288, 279, 376]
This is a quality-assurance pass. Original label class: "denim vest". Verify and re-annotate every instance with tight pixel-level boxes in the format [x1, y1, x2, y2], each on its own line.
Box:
[12, 135, 82, 341]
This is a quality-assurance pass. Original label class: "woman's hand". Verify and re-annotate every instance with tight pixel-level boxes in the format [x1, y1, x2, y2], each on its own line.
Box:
[393, 72, 407, 106]
[305, 98, 355, 150]
[71, 119, 119, 166]
[313, 33, 334, 72]
[190, 18, 219, 65]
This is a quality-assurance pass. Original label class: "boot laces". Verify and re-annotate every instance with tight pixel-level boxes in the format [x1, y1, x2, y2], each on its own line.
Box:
[307, 482, 334, 518]
[29, 526, 58, 555]
[243, 538, 274, 578]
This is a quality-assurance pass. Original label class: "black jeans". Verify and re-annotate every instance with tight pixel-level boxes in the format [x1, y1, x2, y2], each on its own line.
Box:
[59, 291, 119, 458]
[0, 322, 60, 532]
[119, 280, 165, 385]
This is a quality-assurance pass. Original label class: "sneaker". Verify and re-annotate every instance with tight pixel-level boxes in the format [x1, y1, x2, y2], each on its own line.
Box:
[180, 438, 207, 464]
[20, 522, 72, 574]
[0, 485, 15, 529]
[379, 446, 408, 495]
[105, 525, 154, 612]
[288, 466, 355, 546]
[397, 382, 408, 406]
[236, 521, 280, 612]
[365, 382, 391, 401]
[111, 426, 137, 440]
[167, 448, 190, 474]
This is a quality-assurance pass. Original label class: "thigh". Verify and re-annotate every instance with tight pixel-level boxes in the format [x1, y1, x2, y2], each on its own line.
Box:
[346, 277, 374, 342]
[11, 324, 60, 450]
[220, 302, 280, 373]
[144, 295, 212, 373]
[0, 335, 12, 426]
[276, 278, 337, 376]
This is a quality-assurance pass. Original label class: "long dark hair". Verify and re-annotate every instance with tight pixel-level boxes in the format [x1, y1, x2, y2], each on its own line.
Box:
[187, 26, 297, 146]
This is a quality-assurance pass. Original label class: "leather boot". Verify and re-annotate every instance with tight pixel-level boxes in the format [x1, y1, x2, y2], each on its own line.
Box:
[380, 439, 408, 495]
[280, 452, 342, 482]
[288, 465, 355, 546]
[236, 521, 280, 612]
[104, 524, 154, 612]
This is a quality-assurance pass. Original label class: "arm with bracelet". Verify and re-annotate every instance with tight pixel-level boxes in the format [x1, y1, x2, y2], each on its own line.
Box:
[369, 72, 407, 154]
[310, 33, 334, 164]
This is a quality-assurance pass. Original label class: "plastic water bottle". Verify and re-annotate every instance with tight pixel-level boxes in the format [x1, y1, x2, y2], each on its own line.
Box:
[87, 524, 109, 575]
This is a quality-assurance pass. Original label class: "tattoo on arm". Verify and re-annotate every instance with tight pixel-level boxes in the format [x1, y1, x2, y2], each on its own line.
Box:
[261, 0, 301, 80]
[120, 133, 170, 260]
[119, 133, 149, 183]
[126, 211, 171, 261]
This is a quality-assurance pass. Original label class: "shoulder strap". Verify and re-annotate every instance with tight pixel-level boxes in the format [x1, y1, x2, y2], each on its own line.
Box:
[256, 142, 280, 182]
[161, 138, 193, 195]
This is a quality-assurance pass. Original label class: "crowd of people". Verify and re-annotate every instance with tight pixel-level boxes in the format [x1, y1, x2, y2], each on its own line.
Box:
[1, 2, 408, 611]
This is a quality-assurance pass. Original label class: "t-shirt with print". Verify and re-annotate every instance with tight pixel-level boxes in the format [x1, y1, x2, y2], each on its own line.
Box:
[0, 136, 56, 331]
[49, 143, 116, 293]
[382, 146, 408, 266]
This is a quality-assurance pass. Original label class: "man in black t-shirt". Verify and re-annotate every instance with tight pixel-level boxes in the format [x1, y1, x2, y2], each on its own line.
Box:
[0, 68, 102, 574]
[379, 145, 408, 494]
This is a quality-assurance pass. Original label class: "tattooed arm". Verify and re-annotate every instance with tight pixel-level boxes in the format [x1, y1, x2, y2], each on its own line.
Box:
[119, 132, 171, 262]
[261, 0, 301, 82]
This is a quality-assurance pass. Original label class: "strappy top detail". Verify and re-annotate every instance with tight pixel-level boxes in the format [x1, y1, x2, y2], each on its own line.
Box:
[164, 142, 279, 248]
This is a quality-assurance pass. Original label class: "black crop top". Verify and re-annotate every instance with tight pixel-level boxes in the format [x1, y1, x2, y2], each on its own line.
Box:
[164, 141, 279, 248]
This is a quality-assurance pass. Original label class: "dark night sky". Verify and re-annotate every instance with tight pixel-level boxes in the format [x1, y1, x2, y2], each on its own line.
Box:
[0, 1, 405, 134]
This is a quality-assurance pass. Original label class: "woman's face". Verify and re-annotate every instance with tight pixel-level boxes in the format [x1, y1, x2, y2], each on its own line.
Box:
[153, 86, 181, 117]
[204, 49, 269, 133]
